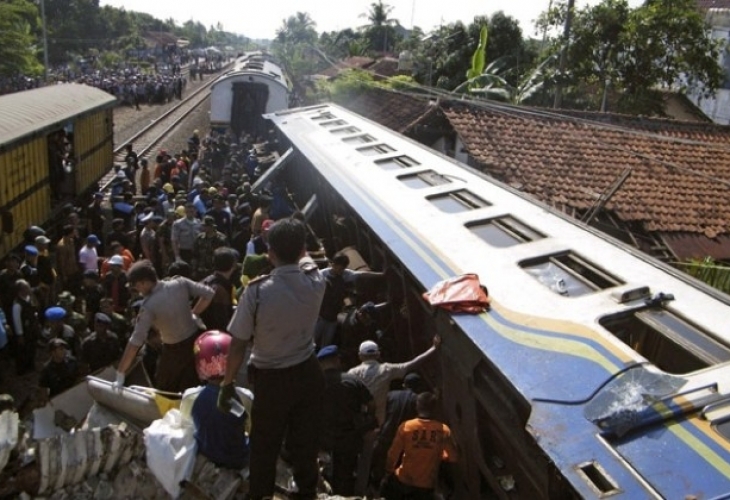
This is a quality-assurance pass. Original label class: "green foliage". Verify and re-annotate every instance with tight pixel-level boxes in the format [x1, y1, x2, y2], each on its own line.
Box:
[326, 69, 376, 103]
[0, 0, 43, 77]
[538, 0, 724, 114]
[466, 25, 488, 86]
[360, 1, 401, 54]
[382, 74, 417, 91]
[272, 12, 322, 89]
[677, 257, 730, 294]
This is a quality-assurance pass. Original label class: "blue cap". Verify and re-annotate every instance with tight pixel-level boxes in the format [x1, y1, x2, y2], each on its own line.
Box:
[24, 245, 38, 256]
[87, 234, 100, 245]
[45, 306, 67, 321]
[317, 345, 339, 360]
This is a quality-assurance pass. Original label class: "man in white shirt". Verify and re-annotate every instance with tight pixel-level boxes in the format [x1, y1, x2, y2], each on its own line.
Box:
[78, 234, 101, 273]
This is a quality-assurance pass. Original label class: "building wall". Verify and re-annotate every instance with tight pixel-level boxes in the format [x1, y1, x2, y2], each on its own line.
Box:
[688, 9, 730, 124]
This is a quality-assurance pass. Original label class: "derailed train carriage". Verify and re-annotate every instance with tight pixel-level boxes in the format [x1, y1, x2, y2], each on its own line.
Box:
[209, 51, 290, 139]
[0, 84, 116, 256]
[264, 104, 730, 498]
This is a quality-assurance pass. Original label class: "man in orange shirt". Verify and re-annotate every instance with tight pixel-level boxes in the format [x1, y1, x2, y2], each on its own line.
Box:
[382, 392, 457, 499]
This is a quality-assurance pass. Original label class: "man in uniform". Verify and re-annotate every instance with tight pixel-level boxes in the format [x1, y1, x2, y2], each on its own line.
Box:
[193, 216, 228, 279]
[81, 312, 122, 372]
[219, 218, 325, 500]
[115, 260, 214, 393]
[39, 338, 80, 398]
[57, 291, 88, 342]
[171, 203, 200, 263]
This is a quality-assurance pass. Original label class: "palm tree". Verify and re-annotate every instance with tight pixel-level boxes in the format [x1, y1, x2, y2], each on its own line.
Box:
[360, 0, 399, 53]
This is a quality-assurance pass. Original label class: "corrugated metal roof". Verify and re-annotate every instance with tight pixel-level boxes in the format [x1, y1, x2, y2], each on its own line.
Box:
[0, 84, 117, 148]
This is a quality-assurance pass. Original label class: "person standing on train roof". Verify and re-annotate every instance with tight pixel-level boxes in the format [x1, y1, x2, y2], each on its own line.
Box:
[115, 260, 214, 393]
[219, 218, 326, 500]
[381, 392, 458, 500]
[171, 203, 201, 264]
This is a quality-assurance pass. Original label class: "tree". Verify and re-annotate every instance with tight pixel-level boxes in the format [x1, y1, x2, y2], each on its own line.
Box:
[0, 0, 42, 77]
[539, 0, 724, 114]
[360, 0, 400, 53]
[272, 12, 321, 99]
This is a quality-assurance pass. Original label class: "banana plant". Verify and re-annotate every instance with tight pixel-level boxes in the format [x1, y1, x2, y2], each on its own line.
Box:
[676, 257, 730, 294]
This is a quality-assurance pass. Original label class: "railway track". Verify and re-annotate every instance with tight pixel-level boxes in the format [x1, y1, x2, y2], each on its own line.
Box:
[99, 72, 218, 192]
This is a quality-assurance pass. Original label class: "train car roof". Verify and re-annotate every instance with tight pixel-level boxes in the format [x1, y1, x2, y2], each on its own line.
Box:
[0, 84, 117, 148]
[268, 103, 730, 497]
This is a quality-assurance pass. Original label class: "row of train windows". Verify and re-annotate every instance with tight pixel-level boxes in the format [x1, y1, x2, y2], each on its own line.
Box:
[313, 115, 622, 299]
[311, 112, 730, 376]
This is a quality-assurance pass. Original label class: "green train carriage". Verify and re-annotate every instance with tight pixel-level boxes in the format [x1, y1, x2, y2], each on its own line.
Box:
[0, 84, 116, 256]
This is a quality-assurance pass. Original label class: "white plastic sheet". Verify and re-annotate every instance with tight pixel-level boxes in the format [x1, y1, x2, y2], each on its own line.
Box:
[143, 409, 196, 498]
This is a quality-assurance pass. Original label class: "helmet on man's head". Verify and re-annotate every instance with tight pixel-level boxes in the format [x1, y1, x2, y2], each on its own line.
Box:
[193, 330, 232, 380]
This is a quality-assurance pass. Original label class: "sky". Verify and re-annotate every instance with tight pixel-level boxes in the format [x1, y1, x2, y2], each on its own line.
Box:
[100, 0, 645, 41]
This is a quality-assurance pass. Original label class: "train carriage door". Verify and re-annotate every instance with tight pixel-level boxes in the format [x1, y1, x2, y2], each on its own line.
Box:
[231, 82, 269, 138]
[47, 124, 75, 201]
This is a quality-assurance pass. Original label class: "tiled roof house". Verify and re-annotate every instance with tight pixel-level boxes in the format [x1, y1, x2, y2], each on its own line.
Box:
[337, 87, 730, 261]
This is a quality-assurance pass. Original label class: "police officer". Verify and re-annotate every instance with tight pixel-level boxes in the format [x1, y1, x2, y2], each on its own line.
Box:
[171, 203, 201, 263]
[115, 260, 214, 393]
[220, 218, 325, 500]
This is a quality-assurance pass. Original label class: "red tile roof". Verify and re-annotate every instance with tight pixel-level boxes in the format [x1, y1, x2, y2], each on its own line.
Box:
[338, 86, 730, 258]
[440, 101, 730, 241]
[337, 85, 435, 133]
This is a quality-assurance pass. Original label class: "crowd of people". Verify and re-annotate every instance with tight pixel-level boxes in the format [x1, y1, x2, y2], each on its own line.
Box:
[0, 126, 457, 499]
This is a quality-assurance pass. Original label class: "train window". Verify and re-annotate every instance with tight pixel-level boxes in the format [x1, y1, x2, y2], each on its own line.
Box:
[374, 154, 419, 168]
[343, 134, 377, 145]
[329, 126, 361, 136]
[428, 190, 492, 213]
[600, 310, 730, 374]
[318, 119, 347, 128]
[358, 144, 397, 156]
[311, 112, 338, 121]
[398, 170, 452, 188]
[521, 252, 622, 296]
[467, 217, 544, 248]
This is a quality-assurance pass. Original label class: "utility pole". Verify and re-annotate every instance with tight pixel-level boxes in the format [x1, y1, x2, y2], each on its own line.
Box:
[40, 0, 49, 82]
[553, 0, 575, 109]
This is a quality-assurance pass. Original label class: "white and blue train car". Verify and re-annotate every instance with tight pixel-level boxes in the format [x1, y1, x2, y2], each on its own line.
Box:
[210, 51, 290, 138]
[265, 103, 730, 499]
